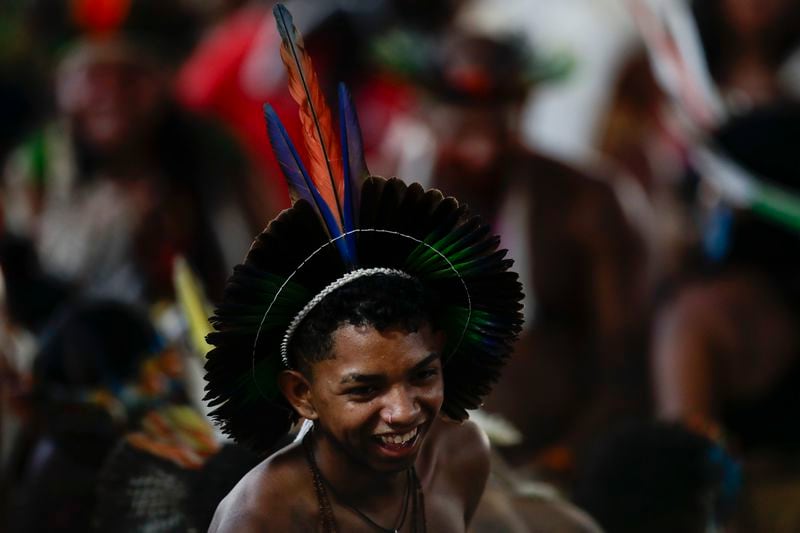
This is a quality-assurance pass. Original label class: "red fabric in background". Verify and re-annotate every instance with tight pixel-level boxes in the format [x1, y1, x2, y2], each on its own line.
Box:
[175, 5, 292, 208]
[175, 5, 416, 210]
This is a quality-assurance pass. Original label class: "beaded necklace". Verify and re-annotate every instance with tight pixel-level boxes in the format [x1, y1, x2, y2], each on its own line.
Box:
[302, 431, 427, 532]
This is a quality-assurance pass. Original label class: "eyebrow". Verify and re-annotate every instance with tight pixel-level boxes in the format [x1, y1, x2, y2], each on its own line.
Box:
[410, 353, 440, 373]
[339, 352, 440, 385]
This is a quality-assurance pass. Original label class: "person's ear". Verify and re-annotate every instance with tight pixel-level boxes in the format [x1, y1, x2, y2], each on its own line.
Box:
[278, 369, 318, 420]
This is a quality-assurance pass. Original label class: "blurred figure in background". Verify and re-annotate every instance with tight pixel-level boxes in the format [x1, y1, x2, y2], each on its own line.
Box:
[0, 1, 268, 528]
[692, 0, 800, 109]
[4, 300, 184, 531]
[380, 26, 650, 484]
[0, 235, 74, 488]
[1, 0, 256, 306]
[1, 297, 257, 532]
[652, 103, 800, 532]
[574, 422, 740, 533]
[603, 0, 800, 191]
[599, 0, 800, 282]
[92, 415, 258, 532]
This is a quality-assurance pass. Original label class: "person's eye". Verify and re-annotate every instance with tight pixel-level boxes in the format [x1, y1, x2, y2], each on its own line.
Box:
[347, 386, 378, 398]
[414, 367, 439, 381]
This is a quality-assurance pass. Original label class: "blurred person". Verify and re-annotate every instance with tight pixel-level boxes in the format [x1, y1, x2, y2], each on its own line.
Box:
[0, 4, 256, 501]
[0, 287, 258, 533]
[1, 0, 256, 306]
[92, 405, 260, 532]
[652, 102, 800, 532]
[599, 0, 800, 275]
[451, 0, 641, 167]
[597, 48, 697, 289]
[381, 28, 650, 482]
[0, 234, 75, 515]
[573, 422, 740, 533]
[693, 0, 800, 109]
[4, 299, 189, 532]
[604, 0, 800, 187]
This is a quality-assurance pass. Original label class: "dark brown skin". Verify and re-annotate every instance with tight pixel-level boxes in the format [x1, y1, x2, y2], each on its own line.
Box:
[651, 271, 800, 532]
[652, 271, 798, 430]
[429, 101, 646, 370]
[209, 324, 490, 532]
[477, 151, 648, 461]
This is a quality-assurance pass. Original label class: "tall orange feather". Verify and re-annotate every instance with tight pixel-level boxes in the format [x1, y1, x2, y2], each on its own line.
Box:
[273, 4, 345, 228]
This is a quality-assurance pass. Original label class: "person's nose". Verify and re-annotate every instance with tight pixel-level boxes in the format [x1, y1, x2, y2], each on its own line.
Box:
[380, 385, 420, 427]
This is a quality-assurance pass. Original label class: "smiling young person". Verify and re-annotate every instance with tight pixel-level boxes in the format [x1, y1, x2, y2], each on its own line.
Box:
[204, 5, 523, 532]
[210, 274, 502, 532]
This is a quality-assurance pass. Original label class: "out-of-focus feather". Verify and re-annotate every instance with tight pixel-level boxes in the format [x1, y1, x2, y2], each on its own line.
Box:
[173, 256, 213, 359]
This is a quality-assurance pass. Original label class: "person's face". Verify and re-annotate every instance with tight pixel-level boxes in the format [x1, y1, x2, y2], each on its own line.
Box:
[306, 323, 444, 473]
[58, 56, 163, 152]
[722, 0, 794, 37]
[428, 102, 514, 180]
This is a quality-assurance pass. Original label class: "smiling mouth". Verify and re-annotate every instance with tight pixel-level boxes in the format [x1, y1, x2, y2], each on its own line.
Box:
[377, 426, 419, 447]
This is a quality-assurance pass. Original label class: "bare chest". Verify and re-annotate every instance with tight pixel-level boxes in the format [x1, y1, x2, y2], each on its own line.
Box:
[295, 474, 466, 533]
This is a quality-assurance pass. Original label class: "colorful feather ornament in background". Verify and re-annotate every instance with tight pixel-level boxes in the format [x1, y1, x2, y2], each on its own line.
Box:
[693, 147, 800, 234]
[630, 0, 800, 238]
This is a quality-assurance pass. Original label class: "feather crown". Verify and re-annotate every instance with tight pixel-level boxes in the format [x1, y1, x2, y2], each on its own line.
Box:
[203, 3, 524, 454]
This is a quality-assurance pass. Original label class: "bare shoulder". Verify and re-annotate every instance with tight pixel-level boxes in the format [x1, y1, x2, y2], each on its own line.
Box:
[209, 442, 315, 532]
[422, 417, 491, 522]
[430, 417, 491, 467]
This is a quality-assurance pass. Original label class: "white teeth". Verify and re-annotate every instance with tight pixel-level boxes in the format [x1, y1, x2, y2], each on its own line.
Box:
[379, 427, 418, 446]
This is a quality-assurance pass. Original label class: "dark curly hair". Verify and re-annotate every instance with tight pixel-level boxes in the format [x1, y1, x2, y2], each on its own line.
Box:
[288, 273, 442, 373]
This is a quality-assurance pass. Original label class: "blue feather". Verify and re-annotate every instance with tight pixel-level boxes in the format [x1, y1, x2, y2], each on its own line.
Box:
[273, 4, 297, 46]
[263, 104, 354, 265]
[263, 104, 314, 205]
[338, 83, 368, 225]
[338, 83, 368, 262]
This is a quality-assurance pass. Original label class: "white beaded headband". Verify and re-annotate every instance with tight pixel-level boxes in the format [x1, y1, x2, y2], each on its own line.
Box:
[279, 267, 413, 363]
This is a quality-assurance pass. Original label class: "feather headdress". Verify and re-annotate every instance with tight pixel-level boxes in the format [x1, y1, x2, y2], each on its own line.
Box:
[204, 4, 524, 454]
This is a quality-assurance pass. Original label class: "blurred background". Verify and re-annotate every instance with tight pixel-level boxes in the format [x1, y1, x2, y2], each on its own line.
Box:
[0, 0, 798, 531]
